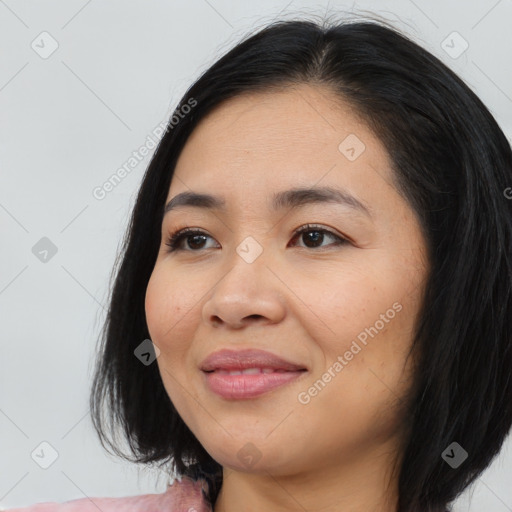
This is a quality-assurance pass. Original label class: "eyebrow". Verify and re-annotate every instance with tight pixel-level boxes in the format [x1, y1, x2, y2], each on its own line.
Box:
[164, 186, 372, 219]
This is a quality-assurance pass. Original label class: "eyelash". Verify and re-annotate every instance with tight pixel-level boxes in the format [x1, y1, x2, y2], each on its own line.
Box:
[164, 224, 350, 253]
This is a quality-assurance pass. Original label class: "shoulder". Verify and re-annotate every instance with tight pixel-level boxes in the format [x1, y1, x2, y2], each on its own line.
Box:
[3, 475, 212, 512]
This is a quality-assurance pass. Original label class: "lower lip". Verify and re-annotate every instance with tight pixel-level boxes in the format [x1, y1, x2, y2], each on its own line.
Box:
[203, 370, 306, 399]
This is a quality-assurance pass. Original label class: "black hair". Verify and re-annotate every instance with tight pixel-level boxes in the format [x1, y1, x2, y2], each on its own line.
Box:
[89, 15, 512, 512]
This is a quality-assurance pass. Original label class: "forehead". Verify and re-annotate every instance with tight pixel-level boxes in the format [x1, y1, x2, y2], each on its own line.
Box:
[179, 84, 374, 154]
[169, 85, 394, 209]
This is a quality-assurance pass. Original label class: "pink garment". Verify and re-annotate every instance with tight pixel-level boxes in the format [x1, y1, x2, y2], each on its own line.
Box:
[4, 474, 213, 512]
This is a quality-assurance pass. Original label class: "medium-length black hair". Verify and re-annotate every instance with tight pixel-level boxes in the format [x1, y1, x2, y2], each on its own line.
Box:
[89, 15, 512, 512]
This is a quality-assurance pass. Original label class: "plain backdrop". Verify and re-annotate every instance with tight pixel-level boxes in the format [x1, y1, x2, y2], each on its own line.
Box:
[1, 0, 511, 509]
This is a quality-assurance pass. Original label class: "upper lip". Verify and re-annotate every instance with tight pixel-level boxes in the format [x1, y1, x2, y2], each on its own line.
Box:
[200, 348, 308, 372]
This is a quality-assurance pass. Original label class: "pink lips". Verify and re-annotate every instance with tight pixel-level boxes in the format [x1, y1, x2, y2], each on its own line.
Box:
[200, 348, 308, 400]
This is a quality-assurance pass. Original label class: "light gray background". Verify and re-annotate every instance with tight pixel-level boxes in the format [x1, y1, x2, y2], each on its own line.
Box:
[1, 0, 511, 509]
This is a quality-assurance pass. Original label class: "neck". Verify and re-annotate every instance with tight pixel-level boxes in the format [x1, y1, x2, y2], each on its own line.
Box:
[212, 445, 401, 512]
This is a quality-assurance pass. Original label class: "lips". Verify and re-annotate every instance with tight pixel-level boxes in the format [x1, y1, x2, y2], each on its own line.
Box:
[204, 370, 306, 399]
[200, 348, 308, 399]
[200, 348, 308, 373]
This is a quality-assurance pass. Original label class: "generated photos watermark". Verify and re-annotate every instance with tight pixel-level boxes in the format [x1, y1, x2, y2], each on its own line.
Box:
[297, 301, 403, 404]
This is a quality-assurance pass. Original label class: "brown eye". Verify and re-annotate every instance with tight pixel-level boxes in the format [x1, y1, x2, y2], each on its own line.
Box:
[289, 224, 349, 249]
[165, 229, 216, 252]
[165, 224, 349, 253]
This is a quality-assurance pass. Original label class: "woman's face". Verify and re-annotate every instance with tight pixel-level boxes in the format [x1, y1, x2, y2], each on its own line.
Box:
[145, 84, 429, 478]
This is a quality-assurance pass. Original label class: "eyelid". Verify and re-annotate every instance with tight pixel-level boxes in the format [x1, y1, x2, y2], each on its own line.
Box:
[163, 223, 352, 253]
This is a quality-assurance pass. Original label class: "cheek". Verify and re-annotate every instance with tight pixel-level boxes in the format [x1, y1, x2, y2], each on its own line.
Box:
[145, 268, 186, 346]
[307, 261, 419, 373]
[304, 267, 390, 338]
[145, 270, 193, 402]
[145, 265, 209, 373]
[145, 271, 166, 340]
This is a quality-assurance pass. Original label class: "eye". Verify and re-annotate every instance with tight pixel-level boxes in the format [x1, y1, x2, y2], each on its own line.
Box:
[289, 224, 350, 249]
[164, 227, 218, 252]
[164, 224, 350, 253]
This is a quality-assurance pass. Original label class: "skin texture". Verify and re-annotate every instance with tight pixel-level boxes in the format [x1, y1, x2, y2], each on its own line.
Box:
[144, 84, 430, 512]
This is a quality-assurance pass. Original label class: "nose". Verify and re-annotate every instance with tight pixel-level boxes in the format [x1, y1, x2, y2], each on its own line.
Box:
[201, 253, 287, 329]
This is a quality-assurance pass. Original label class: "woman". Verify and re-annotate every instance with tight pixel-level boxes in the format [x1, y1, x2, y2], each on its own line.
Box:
[9, 16, 512, 512]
